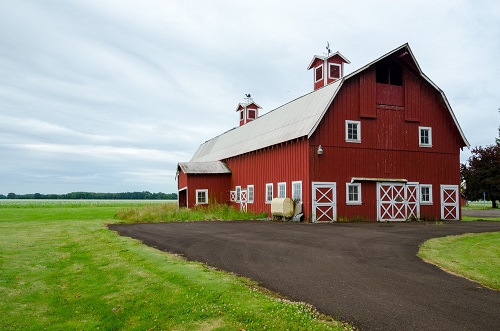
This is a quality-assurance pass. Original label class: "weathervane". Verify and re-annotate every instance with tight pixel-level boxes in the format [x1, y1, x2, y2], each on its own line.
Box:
[325, 41, 331, 56]
[244, 93, 253, 103]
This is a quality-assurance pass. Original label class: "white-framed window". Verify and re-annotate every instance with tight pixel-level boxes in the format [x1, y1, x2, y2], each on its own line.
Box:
[329, 63, 341, 79]
[346, 183, 361, 205]
[419, 126, 432, 147]
[235, 186, 241, 202]
[196, 189, 208, 204]
[315, 64, 323, 83]
[345, 120, 361, 143]
[278, 182, 286, 198]
[265, 183, 273, 203]
[247, 185, 254, 203]
[248, 109, 256, 120]
[420, 184, 433, 204]
[292, 181, 302, 202]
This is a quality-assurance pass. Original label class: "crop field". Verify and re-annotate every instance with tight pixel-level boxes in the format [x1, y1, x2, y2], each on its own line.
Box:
[0, 201, 348, 331]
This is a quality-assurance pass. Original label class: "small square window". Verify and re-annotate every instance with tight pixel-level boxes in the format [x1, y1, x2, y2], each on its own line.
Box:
[346, 183, 361, 205]
[247, 185, 254, 203]
[248, 109, 256, 119]
[292, 181, 302, 202]
[265, 183, 273, 203]
[329, 63, 341, 79]
[345, 120, 361, 143]
[196, 189, 208, 204]
[420, 185, 433, 204]
[278, 182, 286, 198]
[419, 127, 432, 147]
[315, 65, 323, 83]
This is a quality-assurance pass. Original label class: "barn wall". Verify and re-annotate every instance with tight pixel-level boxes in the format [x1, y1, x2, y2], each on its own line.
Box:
[224, 138, 310, 218]
[185, 174, 231, 208]
[309, 66, 462, 221]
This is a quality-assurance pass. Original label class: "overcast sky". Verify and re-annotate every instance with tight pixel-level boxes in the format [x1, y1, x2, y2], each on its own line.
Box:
[1, 0, 499, 195]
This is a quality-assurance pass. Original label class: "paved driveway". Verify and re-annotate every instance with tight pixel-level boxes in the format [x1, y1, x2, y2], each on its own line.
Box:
[109, 221, 500, 331]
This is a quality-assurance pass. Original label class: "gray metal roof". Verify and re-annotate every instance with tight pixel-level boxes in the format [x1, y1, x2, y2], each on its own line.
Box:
[177, 161, 231, 174]
[191, 79, 342, 162]
[189, 43, 469, 163]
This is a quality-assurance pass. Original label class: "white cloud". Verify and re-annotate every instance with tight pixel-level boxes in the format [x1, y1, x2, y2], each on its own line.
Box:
[0, 0, 498, 195]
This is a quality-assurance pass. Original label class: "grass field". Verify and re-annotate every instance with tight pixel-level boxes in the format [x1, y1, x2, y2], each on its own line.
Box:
[418, 232, 500, 290]
[0, 202, 349, 330]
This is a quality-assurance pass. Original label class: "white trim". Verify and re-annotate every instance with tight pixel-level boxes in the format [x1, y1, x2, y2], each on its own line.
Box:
[312, 182, 337, 222]
[195, 189, 208, 204]
[328, 63, 342, 80]
[247, 185, 254, 203]
[292, 181, 302, 202]
[265, 183, 273, 204]
[314, 64, 323, 83]
[345, 120, 361, 143]
[440, 185, 459, 220]
[235, 186, 241, 202]
[419, 126, 432, 147]
[420, 184, 433, 205]
[346, 183, 362, 205]
[277, 182, 286, 198]
[178, 186, 187, 208]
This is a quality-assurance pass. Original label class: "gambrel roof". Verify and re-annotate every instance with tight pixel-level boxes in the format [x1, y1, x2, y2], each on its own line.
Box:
[189, 43, 469, 164]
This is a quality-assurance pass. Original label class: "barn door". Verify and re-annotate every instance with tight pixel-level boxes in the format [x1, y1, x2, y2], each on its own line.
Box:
[378, 183, 406, 221]
[240, 189, 248, 212]
[312, 182, 337, 222]
[406, 182, 420, 220]
[441, 185, 459, 220]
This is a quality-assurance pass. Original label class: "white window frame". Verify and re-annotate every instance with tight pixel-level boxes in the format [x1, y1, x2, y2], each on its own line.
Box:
[346, 183, 362, 205]
[195, 189, 208, 205]
[419, 126, 432, 147]
[328, 63, 341, 79]
[420, 184, 433, 205]
[278, 182, 286, 198]
[314, 64, 323, 83]
[265, 183, 273, 203]
[345, 120, 361, 143]
[247, 185, 254, 203]
[292, 181, 302, 202]
[235, 186, 241, 202]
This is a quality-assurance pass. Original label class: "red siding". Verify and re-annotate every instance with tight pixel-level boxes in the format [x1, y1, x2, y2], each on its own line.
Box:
[182, 173, 231, 208]
[224, 138, 310, 218]
[359, 68, 377, 118]
[309, 65, 463, 221]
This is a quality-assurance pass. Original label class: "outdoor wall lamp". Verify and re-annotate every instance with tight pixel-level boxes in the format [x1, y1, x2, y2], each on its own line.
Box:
[317, 145, 323, 155]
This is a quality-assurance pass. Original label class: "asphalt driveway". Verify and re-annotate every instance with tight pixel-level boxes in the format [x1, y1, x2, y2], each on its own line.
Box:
[109, 221, 500, 331]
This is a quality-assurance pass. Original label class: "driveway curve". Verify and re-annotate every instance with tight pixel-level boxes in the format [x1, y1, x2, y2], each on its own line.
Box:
[109, 221, 500, 331]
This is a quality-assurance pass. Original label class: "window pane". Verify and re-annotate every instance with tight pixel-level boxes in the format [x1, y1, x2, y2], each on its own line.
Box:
[315, 66, 323, 81]
[330, 64, 340, 79]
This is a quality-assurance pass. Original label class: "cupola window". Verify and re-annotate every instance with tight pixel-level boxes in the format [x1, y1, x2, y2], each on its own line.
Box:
[329, 63, 341, 79]
[315, 65, 323, 82]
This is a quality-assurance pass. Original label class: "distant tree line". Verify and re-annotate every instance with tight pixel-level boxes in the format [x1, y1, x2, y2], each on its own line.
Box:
[0, 191, 178, 200]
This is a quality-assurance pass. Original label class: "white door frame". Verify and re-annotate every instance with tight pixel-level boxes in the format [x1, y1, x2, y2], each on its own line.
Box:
[440, 185, 459, 220]
[377, 182, 420, 221]
[312, 182, 337, 222]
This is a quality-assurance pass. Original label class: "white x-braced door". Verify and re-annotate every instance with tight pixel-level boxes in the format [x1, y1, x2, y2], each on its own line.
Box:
[441, 185, 459, 220]
[312, 182, 337, 222]
[377, 182, 420, 221]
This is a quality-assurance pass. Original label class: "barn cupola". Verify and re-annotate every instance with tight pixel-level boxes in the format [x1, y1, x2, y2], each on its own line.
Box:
[307, 43, 350, 91]
[236, 94, 262, 126]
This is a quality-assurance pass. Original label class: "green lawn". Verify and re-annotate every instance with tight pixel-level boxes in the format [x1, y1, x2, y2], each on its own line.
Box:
[462, 216, 500, 221]
[418, 232, 500, 290]
[0, 203, 349, 330]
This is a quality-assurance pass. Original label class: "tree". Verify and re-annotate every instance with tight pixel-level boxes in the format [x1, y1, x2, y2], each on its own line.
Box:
[7, 193, 16, 199]
[461, 144, 500, 208]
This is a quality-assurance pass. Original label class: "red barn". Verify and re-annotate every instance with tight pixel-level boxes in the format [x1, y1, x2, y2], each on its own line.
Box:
[176, 43, 469, 222]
